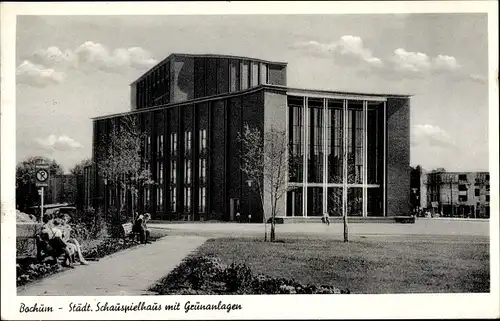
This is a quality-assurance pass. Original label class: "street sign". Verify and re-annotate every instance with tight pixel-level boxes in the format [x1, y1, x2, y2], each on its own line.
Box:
[431, 201, 438, 208]
[35, 164, 50, 187]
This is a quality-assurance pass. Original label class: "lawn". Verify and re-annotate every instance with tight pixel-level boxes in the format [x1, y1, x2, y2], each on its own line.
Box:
[193, 235, 490, 294]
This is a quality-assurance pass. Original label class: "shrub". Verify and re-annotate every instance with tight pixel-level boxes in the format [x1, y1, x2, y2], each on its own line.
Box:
[150, 255, 350, 295]
[223, 263, 254, 293]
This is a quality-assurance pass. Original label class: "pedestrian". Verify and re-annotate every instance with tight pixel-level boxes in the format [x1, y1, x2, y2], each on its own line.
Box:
[236, 211, 241, 223]
[323, 212, 330, 226]
[248, 213, 252, 223]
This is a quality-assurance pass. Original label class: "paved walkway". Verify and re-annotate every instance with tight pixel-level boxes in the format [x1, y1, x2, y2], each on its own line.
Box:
[17, 235, 207, 296]
[149, 218, 489, 238]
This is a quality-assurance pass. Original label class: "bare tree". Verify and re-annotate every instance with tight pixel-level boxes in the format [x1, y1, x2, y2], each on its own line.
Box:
[239, 125, 290, 242]
[96, 115, 153, 221]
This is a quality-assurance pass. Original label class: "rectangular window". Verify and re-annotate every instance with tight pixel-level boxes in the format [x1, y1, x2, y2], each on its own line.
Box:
[170, 186, 176, 212]
[327, 99, 343, 183]
[260, 63, 268, 84]
[367, 102, 384, 185]
[199, 186, 206, 213]
[458, 184, 467, 191]
[199, 129, 207, 152]
[157, 134, 164, 158]
[170, 160, 177, 184]
[184, 187, 191, 212]
[288, 96, 304, 182]
[308, 98, 323, 183]
[287, 187, 303, 216]
[185, 159, 191, 184]
[486, 174, 490, 181]
[158, 162, 163, 184]
[240, 61, 249, 90]
[327, 187, 342, 216]
[486, 195, 490, 202]
[217, 59, 229, 94]
[199, 158, 207, 184]
[185, 130, 192, 154]
[170, 133, 177, 155]
[475, 189, 480, 196]
[251, 61, 259, 87]
[348, 187, 363, 216]
[347, 101, 364, 184]
[229, 60, 240, 92]
[307, 187, 323, 216]
[144, 135, 151, 159]
[156, 187, 163, 209]
[459, 174, 467, 181]
[486, 185, 490, 191]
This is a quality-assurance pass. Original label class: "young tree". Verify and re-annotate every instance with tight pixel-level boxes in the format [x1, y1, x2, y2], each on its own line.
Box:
[239, 125, 290, 242]
[96, 115, 153, 221]
[16, 156, 63, 212]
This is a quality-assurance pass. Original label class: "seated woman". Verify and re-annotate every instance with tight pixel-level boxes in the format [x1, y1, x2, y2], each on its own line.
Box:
[37, 214, 73, 266]
[132, 213, 151, 244]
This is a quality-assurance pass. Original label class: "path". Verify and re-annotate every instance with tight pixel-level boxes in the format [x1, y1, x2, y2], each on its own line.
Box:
[17, 235, 207, 296]
[149, 218, 489, 238]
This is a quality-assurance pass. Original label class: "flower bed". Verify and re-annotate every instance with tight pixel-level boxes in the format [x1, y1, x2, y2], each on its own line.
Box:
[150, 255, 350, 295]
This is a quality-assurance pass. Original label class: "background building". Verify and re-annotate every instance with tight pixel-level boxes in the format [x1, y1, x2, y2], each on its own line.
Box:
[47, 175, 77, 205]
[419, 170, 490, 218]
[92, 53, 411, 222]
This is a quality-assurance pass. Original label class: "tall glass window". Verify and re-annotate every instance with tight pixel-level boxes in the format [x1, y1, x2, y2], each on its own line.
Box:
[199, 186, 206, 213]
[170, 186, 176, 212]
[348, 187, 363, 216]
[347, 101, 364, 184]
[251, 61, 259, 87]
[288, 96, 304, 182]
[327, 187, 343, 216]
[327, 100, 343, 183]
[184, 130, 192, 155]
[199, 158, 207, 184]
[307, 187, 323, 216]
[260, 63, 268, 84]
[199, 129, 207, 152]
[286, 187, 303, 216]
[229, 60, 240, 92]
[184, 187, 191, 213]
[157, 134, 164, 158]
[240, 61, 249, 90]
[170, 133, 177, 156]
[308, 98, 323, 183]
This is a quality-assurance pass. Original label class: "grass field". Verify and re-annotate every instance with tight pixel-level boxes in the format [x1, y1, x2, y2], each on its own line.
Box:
[194, 235, 490, 294]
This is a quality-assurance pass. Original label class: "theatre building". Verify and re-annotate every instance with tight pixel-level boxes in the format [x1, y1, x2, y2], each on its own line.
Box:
[91, 53, 411, 222]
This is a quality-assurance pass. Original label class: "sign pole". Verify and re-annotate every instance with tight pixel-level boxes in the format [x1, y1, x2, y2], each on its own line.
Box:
[40, 186, 44, 223]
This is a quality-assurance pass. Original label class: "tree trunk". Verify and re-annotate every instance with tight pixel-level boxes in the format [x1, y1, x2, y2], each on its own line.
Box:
[270, 215, 276, 242]
[343, 213, 349, 242]
[264, 219, 268, 242]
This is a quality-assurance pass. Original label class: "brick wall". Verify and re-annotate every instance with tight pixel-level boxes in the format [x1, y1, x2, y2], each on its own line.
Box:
[386, 97, 410, 216]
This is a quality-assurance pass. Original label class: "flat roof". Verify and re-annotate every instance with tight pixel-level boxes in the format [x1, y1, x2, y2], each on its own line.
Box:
[92, 84, 411, 121]
[130, 53, 288, 85]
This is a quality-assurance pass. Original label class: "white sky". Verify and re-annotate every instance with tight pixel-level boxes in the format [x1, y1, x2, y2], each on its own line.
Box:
[15, 13, 490, 173]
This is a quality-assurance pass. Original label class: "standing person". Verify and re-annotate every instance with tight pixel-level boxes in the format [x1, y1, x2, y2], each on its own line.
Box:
[323, 212, 330, 226]
[248, 213, 252, 223]
[236, 211, 241, 223]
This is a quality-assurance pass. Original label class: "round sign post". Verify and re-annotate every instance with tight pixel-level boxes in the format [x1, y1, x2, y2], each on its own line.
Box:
[35, 163, 50, 222]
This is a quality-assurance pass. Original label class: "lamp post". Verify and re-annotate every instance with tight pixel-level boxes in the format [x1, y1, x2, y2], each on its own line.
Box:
[246, 179, 252, 223]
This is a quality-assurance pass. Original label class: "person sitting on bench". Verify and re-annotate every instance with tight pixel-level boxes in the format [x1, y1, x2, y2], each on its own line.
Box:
[133, 213, 151, 244]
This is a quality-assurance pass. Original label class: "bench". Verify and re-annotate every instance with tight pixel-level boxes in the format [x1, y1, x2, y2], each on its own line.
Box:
[394, 216, 416, 224]
[121, 222, 140, 241]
